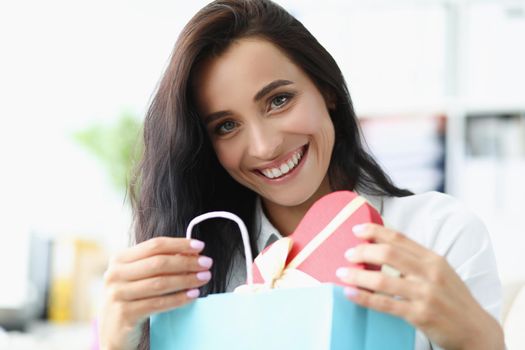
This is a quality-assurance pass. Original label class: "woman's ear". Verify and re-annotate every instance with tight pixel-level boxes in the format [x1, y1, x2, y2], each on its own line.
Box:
[328, 99, 336, 111]
[323, 89, 337, 111]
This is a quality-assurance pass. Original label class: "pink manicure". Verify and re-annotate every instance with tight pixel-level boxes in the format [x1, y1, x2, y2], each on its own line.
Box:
[198, 256, 213, 268]
[344, 248, 355, 260]
[336, 267, 349, 279]
[344, 287, 358, 297]
[190, 239, 205, 250]
[196, 271, 212, 281]
[186, 289, 200, 298]
[352, 224, 367, 236]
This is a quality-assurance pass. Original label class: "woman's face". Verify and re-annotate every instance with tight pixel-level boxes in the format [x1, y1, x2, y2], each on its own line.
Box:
[194, 38, 335, 208]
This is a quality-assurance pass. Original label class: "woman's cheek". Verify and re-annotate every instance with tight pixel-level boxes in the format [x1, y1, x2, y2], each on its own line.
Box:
[215, 144, 235, 168]
[283, 110, 318, 133]
[214, 142, 246, 180]
[288, 97, 331, 133]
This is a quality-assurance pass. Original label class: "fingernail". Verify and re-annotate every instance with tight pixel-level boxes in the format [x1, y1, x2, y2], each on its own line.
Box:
[344, 248, 355, 260]
[186, 289, 200, 299]
[336, 267, 349, 279]
[190, 239, 205, 251]
[352, 224, 367, 236]
[344, 286, 358, 298]
[196, 271, 212, 281]
[198, 256, 213, 268]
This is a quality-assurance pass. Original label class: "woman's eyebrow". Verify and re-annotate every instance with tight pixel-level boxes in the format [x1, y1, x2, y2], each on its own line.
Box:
[253, 79, 294, 102]
[203, 79, 294, 125]
[204, 110, 231, 125]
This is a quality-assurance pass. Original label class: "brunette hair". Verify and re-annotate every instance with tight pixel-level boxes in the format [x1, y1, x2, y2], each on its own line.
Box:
[130, 0, 412, 347]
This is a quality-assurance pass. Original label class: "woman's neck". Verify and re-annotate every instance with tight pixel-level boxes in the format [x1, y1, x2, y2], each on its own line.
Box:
[262, 176, 332, 236]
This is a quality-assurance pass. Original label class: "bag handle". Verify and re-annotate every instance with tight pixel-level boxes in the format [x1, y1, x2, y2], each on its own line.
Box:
[186, 211, 254, 285]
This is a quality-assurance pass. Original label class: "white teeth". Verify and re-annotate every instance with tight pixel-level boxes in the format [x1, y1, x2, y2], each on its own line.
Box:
[259, 146, 306, 179]
[262, 169, 275, 178]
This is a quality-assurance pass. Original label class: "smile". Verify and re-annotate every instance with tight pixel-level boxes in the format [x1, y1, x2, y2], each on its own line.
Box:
[257, 144, 308, 179]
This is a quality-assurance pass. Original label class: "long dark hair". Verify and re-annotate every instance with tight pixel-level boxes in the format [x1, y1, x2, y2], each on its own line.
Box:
[130, 0, 412, 347]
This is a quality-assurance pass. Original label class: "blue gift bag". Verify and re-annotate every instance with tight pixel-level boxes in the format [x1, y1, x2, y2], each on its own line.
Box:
[150, 211, 415, 349]
[150, 284, 414, 350]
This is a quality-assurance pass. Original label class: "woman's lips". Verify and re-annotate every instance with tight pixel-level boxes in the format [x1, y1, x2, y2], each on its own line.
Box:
[255, 143, 309, 183]
[255, 144, 307, 172]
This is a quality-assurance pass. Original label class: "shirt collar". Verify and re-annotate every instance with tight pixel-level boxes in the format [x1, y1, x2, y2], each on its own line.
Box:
[254, 196, 283, 252]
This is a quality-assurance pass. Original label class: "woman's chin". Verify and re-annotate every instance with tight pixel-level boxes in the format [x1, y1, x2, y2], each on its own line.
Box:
[260, 191, 315, 209]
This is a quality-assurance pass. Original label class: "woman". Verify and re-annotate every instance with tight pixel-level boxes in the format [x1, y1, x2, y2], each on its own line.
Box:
[98, 1, 505, 349]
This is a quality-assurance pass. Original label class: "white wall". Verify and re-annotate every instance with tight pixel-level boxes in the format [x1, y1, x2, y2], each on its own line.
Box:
[0, 0, 207, 307]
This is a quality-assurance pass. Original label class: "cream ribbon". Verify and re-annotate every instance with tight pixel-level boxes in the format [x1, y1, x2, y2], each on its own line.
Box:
[234, 196, 368, 293]
[234, 238, 320, 293]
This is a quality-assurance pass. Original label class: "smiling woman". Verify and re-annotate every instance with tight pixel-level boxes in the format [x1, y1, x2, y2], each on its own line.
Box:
[193, 38, 336, 231]
[96, 1, 505, 350]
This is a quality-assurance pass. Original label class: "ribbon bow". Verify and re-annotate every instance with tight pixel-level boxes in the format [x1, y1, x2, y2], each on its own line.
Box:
[234, 237, 320, 293]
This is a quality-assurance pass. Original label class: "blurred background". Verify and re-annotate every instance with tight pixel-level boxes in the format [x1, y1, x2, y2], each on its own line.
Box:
[0, 0, 524, 348]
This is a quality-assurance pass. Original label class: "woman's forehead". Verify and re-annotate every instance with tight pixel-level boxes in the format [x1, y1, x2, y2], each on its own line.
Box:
[193, 38, 306, 114]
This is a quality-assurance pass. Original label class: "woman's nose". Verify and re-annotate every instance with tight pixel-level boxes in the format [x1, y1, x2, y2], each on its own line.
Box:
[247, 122, 283, 160]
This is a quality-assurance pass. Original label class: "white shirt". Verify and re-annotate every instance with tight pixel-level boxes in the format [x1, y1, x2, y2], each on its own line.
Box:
[225, 191, 503, 350]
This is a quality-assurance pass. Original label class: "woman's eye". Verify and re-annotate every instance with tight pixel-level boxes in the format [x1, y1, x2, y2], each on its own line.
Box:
[215, 120, 237, 135]
[269, 94, 291, 110]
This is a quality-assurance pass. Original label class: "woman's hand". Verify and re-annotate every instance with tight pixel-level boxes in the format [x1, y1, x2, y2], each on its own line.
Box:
[336, 224, 504, 350]
[98, 237, 213, 350]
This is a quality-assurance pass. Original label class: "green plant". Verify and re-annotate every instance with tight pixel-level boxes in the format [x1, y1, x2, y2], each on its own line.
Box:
[73, 112, 143, 193]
